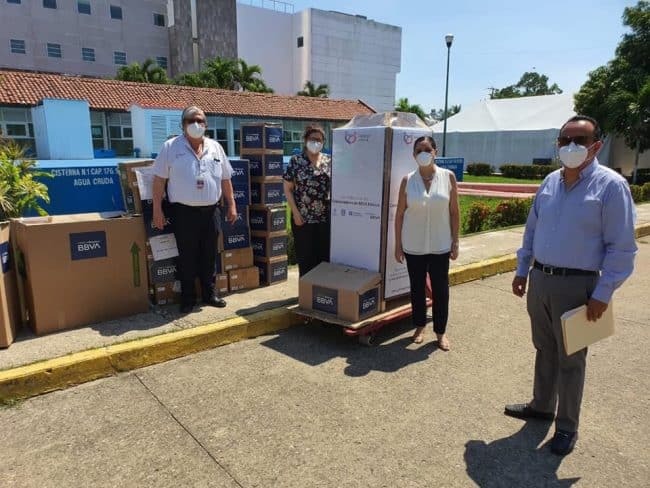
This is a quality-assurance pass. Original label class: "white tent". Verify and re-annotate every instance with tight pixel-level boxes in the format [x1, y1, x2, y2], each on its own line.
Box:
[432, 94, 577, 168]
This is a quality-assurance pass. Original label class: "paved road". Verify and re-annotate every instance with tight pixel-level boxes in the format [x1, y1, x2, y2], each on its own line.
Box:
[2, 242, 649, 487]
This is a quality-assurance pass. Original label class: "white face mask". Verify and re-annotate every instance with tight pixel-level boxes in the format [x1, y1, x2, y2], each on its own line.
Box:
[558, 142, 591, 169]
[415, 151, 433, 167]
[186, 121, 205, 139]
[306, 141, 323, 154]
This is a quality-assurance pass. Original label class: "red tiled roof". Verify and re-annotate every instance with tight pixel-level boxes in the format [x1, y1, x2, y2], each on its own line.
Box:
[0, 70, 375, 121]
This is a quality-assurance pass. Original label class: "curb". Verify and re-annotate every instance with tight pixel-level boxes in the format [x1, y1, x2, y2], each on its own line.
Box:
[2, 223, 648, 403]
[0, 308, 302, 403]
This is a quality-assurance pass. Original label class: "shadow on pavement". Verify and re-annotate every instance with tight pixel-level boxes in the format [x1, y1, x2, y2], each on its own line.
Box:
[464, 421, 580, 487]
[261, 317, 439, 376]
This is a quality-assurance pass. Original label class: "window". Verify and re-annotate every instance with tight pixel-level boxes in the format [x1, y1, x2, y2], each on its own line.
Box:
[110, 5, 122, 20]
[7, 1, 22, 5]
[155, 56, 167, 69]
[153, 13, 165, 27]
[42, 0, 56, 8]
[297, 36, 304, 48]
[10, 39, 26, 54]
[82, 47, 95, 62]
[47, 43, 62, 58]
[77, 0, 90, 14]
[122, 127, 132, 138]
[6, 124, 27, 137]
[113, 51, 127, 65]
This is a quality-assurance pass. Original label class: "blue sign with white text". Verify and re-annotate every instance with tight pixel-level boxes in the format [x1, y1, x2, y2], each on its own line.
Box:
[436, 157, 465, 182]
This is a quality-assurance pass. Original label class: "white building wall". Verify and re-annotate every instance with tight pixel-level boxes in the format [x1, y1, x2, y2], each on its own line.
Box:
[292, 9, 311, 95]
[309, 9, 401, 111]
[236, 3, 294, 95]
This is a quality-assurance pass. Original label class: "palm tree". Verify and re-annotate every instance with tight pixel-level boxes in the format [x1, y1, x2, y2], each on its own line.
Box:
[297, 81, 330, 98]
[244, 78, 275, 93]
[116, 58, 169, 84]
[202, 57, 239, 89]
[395, 97, 426, 120]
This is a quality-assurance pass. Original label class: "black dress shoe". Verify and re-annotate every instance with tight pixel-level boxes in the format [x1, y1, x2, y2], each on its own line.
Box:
[203, 296, 227, 308]
[179, 303, 194, 314]
[504, 403, 555, 421]
[551, 430, 578, 456]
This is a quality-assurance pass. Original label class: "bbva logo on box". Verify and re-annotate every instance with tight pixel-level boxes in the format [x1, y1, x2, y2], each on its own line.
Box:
[69, 231, 107, 260]
[232, 167, 246, 177]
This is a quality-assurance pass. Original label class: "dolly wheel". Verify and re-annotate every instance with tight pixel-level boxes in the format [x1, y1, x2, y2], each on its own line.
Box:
[358, 334, 374, 346]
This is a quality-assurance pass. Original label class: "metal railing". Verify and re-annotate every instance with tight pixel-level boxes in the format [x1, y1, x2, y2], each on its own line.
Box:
[238, 0, 294, 14]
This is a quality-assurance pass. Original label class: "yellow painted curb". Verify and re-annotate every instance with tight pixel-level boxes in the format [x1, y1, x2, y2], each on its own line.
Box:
[0, 308, 302, 403]
[450, 254, 518, 286]
[635, 222, 650, 239]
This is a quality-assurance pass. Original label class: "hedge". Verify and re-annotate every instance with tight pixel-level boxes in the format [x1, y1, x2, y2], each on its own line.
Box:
[463, 198, 532, 234]
[499, 164, 560, 179]
[466, 163, 492, 176]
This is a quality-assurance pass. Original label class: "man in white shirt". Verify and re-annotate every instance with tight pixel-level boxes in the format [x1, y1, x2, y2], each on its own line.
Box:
[152, 106, 237, 313]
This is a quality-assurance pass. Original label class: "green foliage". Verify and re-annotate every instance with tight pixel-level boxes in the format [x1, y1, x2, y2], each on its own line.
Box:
[489, 71, 562, 99]
[297, 81, 330, 98]
[429, 105, 461, 122]
[116, 58, 169, 84]
[466, 163, 492, 176]
[0, 140, 51, 220]
[489, 199, 533, 228]
[464, 201, 492, 233]
[395, 97, 426, 120]
[499, 164, 560, 179]
[174, 57, 274, 93]
[642, 182, 650, 200]
[630, 184, 645, 202]
[575, 1, 650, 182]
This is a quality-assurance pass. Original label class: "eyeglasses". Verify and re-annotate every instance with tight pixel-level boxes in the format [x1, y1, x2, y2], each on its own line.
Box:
[557, 135, 593, 147]
[186, 118, 206, 124]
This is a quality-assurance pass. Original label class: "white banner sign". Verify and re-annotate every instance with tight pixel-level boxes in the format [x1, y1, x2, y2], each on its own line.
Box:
[384, 128, 432, 299]
[330, 127, 386, 272]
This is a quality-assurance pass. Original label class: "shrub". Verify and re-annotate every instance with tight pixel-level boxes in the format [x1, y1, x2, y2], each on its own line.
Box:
[630, 184, 644, 203]
[466, 163, 492, 176]
[464, 201, 491, 233]
[642, 182, 650, 202]
[0, 139, 51, 219]
[537, 164, 560, 178]
[499, 163, 559, 179]
[489, 199, 532, 228]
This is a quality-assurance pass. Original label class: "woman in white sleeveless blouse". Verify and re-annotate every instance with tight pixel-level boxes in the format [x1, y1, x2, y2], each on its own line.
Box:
[394, 136, 460, 350]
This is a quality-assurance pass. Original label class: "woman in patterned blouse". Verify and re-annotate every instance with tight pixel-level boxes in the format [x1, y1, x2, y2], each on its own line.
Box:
[283, 124, 332, 276]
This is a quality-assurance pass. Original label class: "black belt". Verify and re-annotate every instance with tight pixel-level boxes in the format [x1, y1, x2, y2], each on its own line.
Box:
[533, 261, 599, 277]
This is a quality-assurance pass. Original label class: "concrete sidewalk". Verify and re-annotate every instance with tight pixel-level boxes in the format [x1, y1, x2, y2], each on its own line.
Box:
[1, 203, 648, 374]
[2, 241, 648, 487]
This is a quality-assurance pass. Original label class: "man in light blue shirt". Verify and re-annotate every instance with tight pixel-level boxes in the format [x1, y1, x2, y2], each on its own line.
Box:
[505, 115, 637, 456]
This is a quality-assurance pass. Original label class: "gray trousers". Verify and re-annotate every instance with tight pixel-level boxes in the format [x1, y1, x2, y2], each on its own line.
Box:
[526, 268, 599, 432]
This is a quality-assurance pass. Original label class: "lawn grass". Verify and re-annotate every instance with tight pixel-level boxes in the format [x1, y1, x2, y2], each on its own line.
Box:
[462, 174, 543, 185]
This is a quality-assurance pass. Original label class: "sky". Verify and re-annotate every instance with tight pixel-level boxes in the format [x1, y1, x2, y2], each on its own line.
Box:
[288, 0, 638, 113]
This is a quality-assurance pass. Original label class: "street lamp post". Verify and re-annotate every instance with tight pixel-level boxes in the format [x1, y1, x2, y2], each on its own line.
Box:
[442, 33, 454, 157]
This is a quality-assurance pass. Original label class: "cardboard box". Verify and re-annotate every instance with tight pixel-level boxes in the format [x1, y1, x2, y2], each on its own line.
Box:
[249, 205, 287, 232]
[232, 184, 251, 207]
[150, 280, 181, 306]
[219, 205, 250, 250]
[117, 160, 154, 214]
[13, 213, 149, 335]
[0, 223, 21, 348]
[331, 114, 432, 301]
[299, 262, 382, 322]
[148, 256, 178, 284]
[251, 231, 287, 258]
[255, 255, 288, 285]
[251, 178, 285, 205]
[215, 273, 229, 295]
[228, 266, 260, 292]
[141, 200, 173, 238]
[243, 153, 285, 178]
[229, 159, 250, 188]
[221, 247, 254, 271]
[240, 123, 284, 152]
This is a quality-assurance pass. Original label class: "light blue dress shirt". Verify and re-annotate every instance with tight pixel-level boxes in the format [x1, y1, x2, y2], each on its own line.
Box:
[516, 158, 637, 303]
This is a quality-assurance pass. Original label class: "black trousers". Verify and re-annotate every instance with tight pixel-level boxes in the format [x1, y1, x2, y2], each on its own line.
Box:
[404, 252, 450, 334]
[292, 221, 330, 277]
[171, 203, 219, 306]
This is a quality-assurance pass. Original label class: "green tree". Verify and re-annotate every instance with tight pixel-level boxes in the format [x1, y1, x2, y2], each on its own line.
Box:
[236, 60, 274, 93]
[174, 57, 274, 92]
[116, 58, 169, 84]
[429, 104, 461, 122]
[297, 81, 330, 98]
[395, 97, 426, 120]
[575, 1, 650, 183]
[490, 71, 562, 99]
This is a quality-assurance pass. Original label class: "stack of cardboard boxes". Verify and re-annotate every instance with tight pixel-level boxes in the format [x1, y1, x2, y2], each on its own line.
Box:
[217, 158, 259, 293]
[239, 123, 289, 286]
